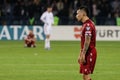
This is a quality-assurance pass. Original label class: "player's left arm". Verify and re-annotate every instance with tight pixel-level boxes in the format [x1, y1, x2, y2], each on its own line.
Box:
[81, 25, 92, 63]
[79, 35, 91, 63]
[83, 25, 92, 54]
[83, 35, 91, 54]
[51, 13, 54, 25]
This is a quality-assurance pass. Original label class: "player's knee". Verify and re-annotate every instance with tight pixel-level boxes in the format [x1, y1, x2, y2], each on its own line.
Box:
[24, 40, 28, 44]
[24, 39, 29, 43]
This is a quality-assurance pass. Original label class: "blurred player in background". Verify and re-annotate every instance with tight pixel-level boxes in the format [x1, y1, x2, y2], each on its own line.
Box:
[40, 5, 54, 50]
[76, 6, 97, 80]
[24, 30, 36, 48]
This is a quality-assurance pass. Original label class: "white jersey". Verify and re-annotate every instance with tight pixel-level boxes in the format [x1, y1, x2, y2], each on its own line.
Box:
[40, 11, 54, 35]
[40, 11, 54, 28]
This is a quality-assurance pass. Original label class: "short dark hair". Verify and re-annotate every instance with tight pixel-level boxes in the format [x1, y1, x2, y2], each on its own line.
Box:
[47, 5, 52, 8]
[79, 6, 89, 16]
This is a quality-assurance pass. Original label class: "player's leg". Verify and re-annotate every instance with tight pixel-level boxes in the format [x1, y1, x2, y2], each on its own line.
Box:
[44, 26, 48, 49]
[24, 39, 30, 47]
[45, 34, 49, 49]
[24, 39, 27, 47]
[83, 74, 86, 80]
[83, 74, 91, 80]
[84, 49, 97, 80]
[46, 34, 50, 49]
[47, 27, 51, 49]
[45, 34, 50, 49]
[44, 26, 51, 49]
[31, 40, 36, 47]
[80, 55, 93, 80]
[80, 65, 91, 80]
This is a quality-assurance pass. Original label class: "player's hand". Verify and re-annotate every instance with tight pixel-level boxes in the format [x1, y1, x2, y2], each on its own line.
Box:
[80, 52, 86, 64]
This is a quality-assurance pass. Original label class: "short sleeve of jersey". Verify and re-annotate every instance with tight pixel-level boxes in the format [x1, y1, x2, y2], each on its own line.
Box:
[84, 23, 92, 36]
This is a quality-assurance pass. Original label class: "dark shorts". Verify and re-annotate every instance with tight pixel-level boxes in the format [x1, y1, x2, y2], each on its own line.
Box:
[80, 48, 97, 75]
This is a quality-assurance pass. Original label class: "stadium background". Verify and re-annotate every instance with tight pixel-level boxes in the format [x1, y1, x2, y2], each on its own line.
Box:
[0, 0, 120, 80]
[0, 0, 120, 25]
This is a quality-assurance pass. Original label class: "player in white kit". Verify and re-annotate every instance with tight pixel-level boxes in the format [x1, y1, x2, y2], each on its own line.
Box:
[40, 5, 54, 50]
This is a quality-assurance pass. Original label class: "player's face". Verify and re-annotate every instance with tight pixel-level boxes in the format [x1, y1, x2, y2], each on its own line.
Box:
[76, 9, 84, 21]
[29, 30, 33, 35]
[47, 7, 52, 12]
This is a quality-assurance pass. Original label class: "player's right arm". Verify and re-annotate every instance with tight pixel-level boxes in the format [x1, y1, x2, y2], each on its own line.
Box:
[24, 36, 31, 42]
[40, 12, 47, 24]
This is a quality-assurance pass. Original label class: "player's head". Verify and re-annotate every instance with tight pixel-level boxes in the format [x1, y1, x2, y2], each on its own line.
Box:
[47, 5, 52, 12]
[76, 6, 89, 21]
[29, 30, 33, 34]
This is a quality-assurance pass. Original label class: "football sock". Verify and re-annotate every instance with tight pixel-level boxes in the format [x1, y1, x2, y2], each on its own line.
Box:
[45, 38, 50, 48]
[48, 39, 50, 48]
[45, 39, 47, 48]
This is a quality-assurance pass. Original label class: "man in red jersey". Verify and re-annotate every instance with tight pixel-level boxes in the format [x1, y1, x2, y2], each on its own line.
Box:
[24, 30, 36, 48]
[76, 6, 97, 80]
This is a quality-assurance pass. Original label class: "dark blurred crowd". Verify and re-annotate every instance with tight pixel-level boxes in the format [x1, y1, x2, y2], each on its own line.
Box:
[0, 0, 120, 25]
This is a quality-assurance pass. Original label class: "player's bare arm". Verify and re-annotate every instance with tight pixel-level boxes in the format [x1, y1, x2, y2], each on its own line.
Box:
[79, 35, 91, 64]
[33, 37, 36, 42]
[83, 35, 91, 54]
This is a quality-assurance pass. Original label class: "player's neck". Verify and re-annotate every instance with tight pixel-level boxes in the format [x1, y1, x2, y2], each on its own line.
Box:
[47, 11, 51, 13]
[81, 16, 89, 23]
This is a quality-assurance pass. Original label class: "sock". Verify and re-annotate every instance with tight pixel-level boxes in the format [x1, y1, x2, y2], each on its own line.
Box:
[45, 39, 48, 48]
[48, 39, 50, 48]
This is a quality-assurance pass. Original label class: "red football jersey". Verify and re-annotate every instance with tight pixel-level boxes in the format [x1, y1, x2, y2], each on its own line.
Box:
[27, 34, 34, 39]
[81, 19, 96, 51]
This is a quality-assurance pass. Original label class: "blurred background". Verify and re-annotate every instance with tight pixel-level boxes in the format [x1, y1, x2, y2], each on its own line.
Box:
[0, 1, 120, 80]
[0, 0, 120, 25]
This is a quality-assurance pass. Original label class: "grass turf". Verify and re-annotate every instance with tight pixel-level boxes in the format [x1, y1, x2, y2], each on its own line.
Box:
[0, 41, 120, 80]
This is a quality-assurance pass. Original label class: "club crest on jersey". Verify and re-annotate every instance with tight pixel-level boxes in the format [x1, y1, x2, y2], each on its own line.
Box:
[86, 26, 90, 31]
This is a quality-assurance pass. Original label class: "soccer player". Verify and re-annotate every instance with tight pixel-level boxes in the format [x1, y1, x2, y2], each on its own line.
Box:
[40, 5, 54, 50]
[24, 30, 36, 48]
[76, 6, 97, 80]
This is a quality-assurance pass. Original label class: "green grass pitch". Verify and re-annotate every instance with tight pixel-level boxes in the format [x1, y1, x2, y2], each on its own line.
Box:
[0, 41, 120, 80]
